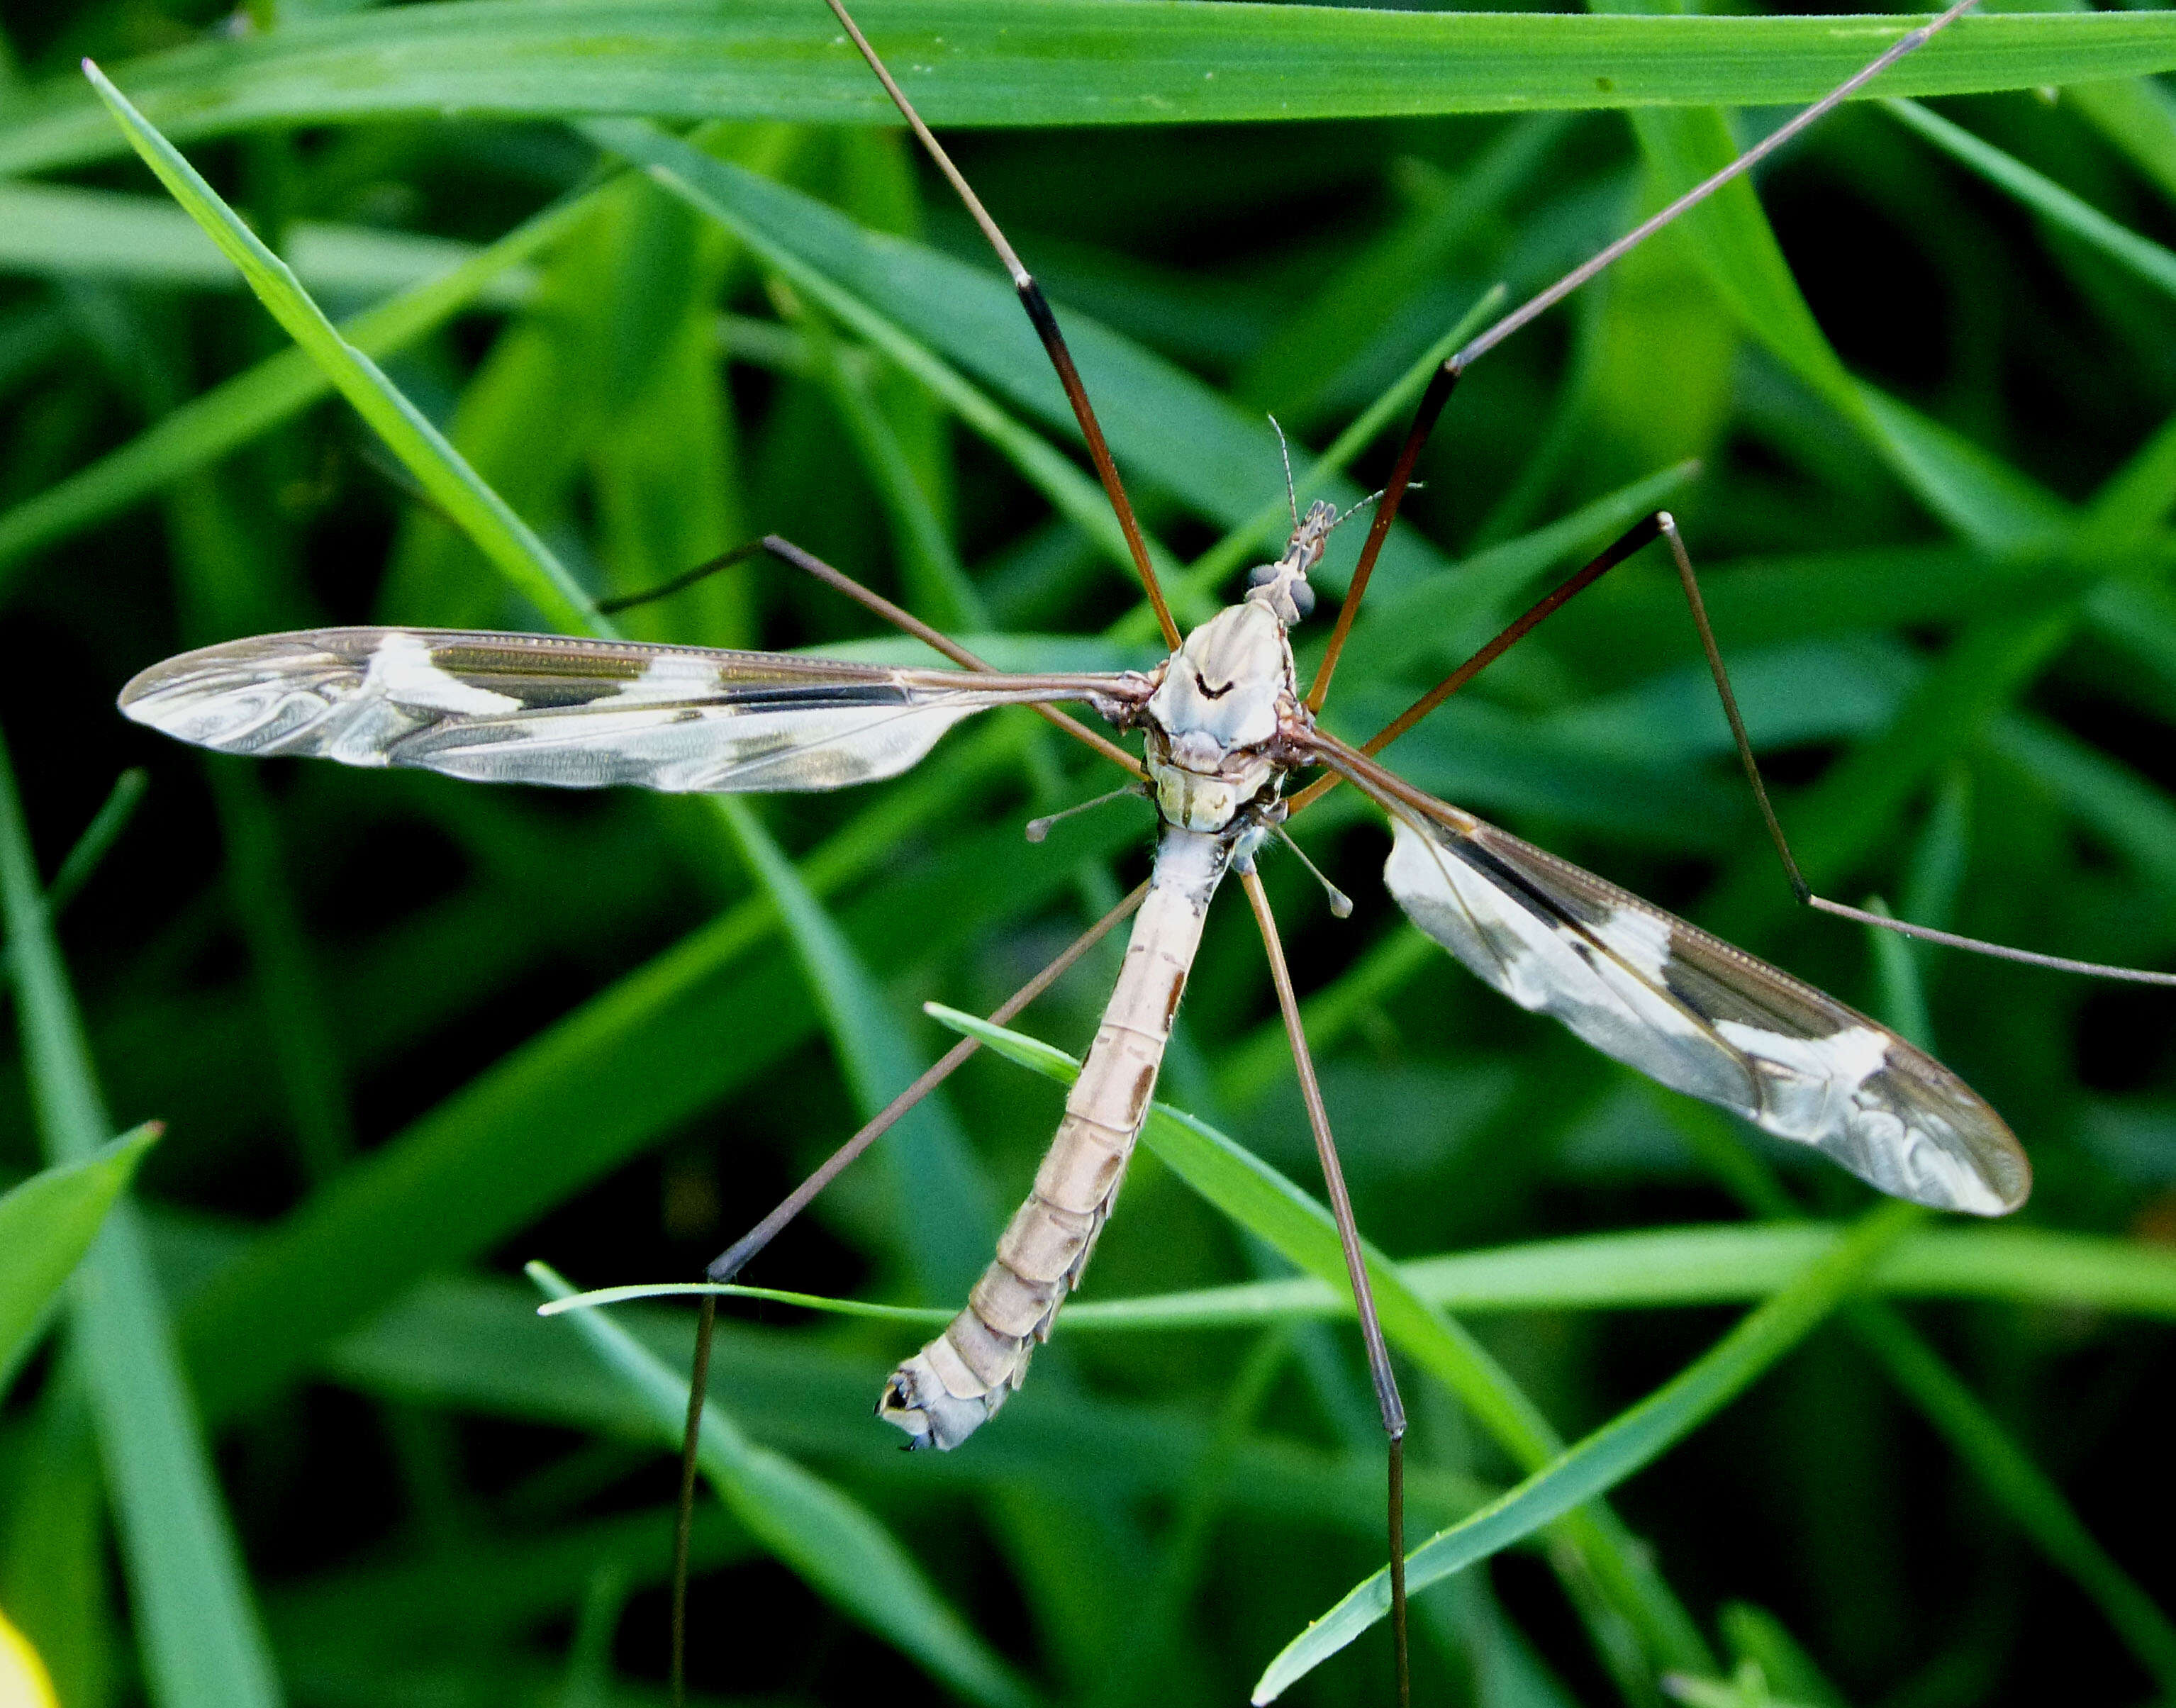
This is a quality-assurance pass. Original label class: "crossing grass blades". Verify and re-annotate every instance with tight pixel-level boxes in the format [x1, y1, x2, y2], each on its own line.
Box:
[109, 0, 2176, 1700]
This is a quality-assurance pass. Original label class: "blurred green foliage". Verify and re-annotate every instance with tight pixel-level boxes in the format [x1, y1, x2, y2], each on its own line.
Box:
[0, 0, 2174, 1704]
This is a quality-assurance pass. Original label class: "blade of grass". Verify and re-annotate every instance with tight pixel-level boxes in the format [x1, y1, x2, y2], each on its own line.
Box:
[0, 1123, 159, 1391]
[9, 5, 2176, 176]
[1882, 97, 2176, 303]
[587, 116, 1189, 603]
[527, 1262, 1038, 1708]
[2, 767, 146, 994]
[0, 724, 283, 1708]
[1849, 1299, 2176, 1692]
[582, 117, 1449, 614]
[1609, 24, 2068, 556]
[180, 774, 1142, 1422]
[715, 796, 996, 1297]
[0, 175, 603, 589]
[0, 181, 537, 305]
[925, 1003, 1716, 1680]
[549, 1205, 2176, 1329]
[82, 60, 601, 635]
[1255, 1200, 1921, 1701]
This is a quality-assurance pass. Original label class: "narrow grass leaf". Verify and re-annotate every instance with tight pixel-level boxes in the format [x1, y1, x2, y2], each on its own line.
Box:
[1851, 1300, 2176, 1691]
[0, 725, 282, 1708]
[182, 771, 1138, 1423]
[82, 61, 598, 635]
[0, 181, 535, 305]
[540, 1280, 949, 1325]
[715, 797, 995, 1296]
[543, 1216, 2176, 1329]
[45, 769, 145, 914]
[1255, 1201, 1921, 1701]
[0, 179, 600, 588]
[2066, 75, 2176, 206]
[0, 1123, 158, 1390]
[1883, 98, 2176, 303]
[4, 769, 147, 992]
[527, 1263, 1038, 1708]
[1989, 713, 2176, 893]
[925, 1005, 1714, 1677]
[576, 118, 1450, 613]
[10, 6, 2176, 175]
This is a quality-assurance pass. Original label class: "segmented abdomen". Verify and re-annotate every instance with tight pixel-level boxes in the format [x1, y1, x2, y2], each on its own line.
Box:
[876, 827, 1228, 1448]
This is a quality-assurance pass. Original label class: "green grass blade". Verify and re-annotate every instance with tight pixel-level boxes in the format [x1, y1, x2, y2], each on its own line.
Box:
[2065, 74, 2176, 206]
[924, 1004, 1714, 1678]
[526, 1263, 1039, 1708]
[581, 117, 1448, 613]
[1883, 98, 2176, 303]
[1988, 713, 2176, 892]
[1618, 84, 2063, 554]
[1072, 1222, 2176, 1326]
[546, 1215, 2176, 1328]
[82, 60, 599, 635]
[1254, 1202, 1921, 1702]
[45, 769, 145, 915]
[0, 1123, 159, 1391]
[715, 797, 997, 1297]
[586, 117, 1193, 601]
[0, 178, 599, 587]
[0, 181, 536, 303]
[542, 1280, 950, 1325]
[179, 760, 1140, 1423]
[1849, 1300, 2176, 1692]
[0, 725, 283, 1708]
[9, 6, 2176, 175]
[3, 769, 147, 992]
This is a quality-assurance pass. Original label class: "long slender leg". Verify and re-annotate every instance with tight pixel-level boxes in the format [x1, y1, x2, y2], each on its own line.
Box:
[1292, 511, 2176, 986]
[1307, 363, 1461, 714]
[668, 878, 1149, 1706]
[598, 532, 1146, 782]
[1646, 519, 2176, 983]
[1242, 869, 1410, 1708]
[1303, 0, 1980, 714]
[821, 0, 1183, 651]
[1287, 510, 1667, 817]
[756, 535, 1147, 780]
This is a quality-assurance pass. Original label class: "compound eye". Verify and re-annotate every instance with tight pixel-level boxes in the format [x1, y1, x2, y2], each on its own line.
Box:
[1288, 581, 1315, 620]
[1246, 562, 1278, 588]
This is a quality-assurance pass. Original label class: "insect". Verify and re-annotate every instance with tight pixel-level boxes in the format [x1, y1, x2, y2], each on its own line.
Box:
[113, 0, 2174, 1699]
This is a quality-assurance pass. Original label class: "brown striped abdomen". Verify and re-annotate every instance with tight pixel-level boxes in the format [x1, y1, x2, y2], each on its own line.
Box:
[876, 828, 1229, 1449]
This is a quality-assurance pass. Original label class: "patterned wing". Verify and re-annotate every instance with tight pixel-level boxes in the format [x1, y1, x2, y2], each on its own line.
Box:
[120, 627, 1137, 796]
[1314, 740, 2027, 1215]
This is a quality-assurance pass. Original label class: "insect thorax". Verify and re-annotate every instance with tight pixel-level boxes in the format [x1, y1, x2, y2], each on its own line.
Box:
[1142, 596, 1301, 833]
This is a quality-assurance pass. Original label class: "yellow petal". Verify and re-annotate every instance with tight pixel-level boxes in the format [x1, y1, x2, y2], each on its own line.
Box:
[0, 1609, 57, 1708]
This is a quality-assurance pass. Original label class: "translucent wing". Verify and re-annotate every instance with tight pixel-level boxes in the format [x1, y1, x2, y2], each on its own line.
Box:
[120, 627, 1142, 796]
[1310, 735, 2028, 1215]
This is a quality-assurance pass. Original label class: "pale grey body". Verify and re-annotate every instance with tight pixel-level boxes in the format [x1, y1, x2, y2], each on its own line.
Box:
[876, 558, 1312, 1447]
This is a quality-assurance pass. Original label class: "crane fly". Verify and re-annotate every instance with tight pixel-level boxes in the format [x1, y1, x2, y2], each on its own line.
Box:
[112, 0, 2175, 1698]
